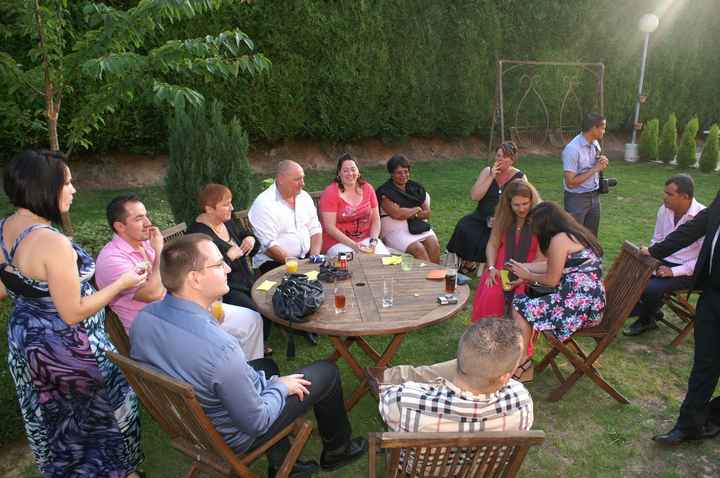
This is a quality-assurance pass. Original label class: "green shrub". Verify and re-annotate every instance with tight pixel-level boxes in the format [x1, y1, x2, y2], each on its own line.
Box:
[676, 116, 700, 169]
[659, 114, 678, 164]
[699, 124, 720, 173]
[638, 118, 659, 162]
[166, 100, 253, 225]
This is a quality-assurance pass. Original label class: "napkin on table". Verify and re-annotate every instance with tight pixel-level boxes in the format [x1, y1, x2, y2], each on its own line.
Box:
[256, 280, 277, 292]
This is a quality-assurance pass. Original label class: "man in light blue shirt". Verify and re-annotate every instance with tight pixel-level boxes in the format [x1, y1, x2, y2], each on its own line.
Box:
[131, 234, 366, 477]
[562, 112, 609, 236]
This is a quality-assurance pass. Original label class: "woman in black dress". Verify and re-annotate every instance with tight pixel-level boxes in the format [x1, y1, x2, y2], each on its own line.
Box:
[187, 184, 260, 308]
[446, 142, 526, 273]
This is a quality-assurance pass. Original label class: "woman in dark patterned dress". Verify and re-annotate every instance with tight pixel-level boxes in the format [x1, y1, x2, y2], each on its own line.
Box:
[446, 142, 526, 274]
[507, 201, 606, 375]
[1, 150, 147, 477]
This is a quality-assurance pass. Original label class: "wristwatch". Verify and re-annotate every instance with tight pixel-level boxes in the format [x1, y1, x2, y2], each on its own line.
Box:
[488, 265, 497, 272]
[369, 238, 378, 246]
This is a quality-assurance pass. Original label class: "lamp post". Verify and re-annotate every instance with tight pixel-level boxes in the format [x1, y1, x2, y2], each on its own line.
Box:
[625, 13, 660, 162]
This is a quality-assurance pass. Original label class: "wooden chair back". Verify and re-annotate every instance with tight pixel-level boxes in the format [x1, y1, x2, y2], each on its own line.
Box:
[309, 190, 321, 210]
[161, 222, 187, 243]
[107, 351, 312, 477]
[368, 431, 545, 478]
[105, 309, 130, 357]
[232, 209, 253, 233]
[581, 240, 659, 336]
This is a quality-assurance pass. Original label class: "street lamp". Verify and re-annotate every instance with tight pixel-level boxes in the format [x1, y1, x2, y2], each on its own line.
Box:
[625, 13, 660, 162]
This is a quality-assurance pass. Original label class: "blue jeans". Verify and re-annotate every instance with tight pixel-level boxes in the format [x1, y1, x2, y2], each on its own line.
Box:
[630, 274, 694, 324]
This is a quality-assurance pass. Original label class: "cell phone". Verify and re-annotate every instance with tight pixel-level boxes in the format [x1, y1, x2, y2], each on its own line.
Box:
[436, 294, 458, 305]
[500, 269, 512, 291]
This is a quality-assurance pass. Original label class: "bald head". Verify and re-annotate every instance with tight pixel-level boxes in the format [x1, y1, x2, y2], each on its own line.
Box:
[276, 160, 305, 199]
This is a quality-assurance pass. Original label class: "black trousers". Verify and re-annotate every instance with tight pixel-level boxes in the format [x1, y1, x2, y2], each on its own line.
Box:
[677, 287, 720, 430]
[246, 358, 352, 468]
[630, 274, 694, 323]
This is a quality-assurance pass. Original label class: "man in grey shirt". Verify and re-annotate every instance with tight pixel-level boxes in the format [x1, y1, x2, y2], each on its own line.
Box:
[562, 112, 609, 236]
[131, 234, 366, 477]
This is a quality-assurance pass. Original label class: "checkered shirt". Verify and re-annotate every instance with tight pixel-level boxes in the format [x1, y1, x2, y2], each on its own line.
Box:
[379, 377, 533, 433]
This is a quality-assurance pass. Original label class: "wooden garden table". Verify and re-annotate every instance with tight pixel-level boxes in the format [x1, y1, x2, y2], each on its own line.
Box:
[251, 254, 470, 410]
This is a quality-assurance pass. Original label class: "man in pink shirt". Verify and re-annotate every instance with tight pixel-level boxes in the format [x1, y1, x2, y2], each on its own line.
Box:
[96, 195, 166, 332]
[625, 174, 705, 336]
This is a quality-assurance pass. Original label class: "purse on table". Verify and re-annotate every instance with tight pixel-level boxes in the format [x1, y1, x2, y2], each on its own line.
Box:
[272, 273, 325, 323]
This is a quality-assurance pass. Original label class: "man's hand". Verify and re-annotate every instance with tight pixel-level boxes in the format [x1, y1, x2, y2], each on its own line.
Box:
[277, 374, 311, 401]
[639, 246, 651, 256]
[148, 226, 164, 254]
[594, 155, 609, 173]
[656, 265, 674, 278]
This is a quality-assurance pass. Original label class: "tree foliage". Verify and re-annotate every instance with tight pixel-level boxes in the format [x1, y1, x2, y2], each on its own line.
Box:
[676, 116, 700, 169]
[699, 124, 719, 173]
[0, 0, 268, 154]
[638, 118, 659, 162]
[659, 113, 678, 164]
[166, 99, 252, 225]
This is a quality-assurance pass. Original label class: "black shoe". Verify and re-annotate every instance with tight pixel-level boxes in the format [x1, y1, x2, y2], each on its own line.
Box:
[320, 437, 368, 471]
[268, 458, 320, 478]
[652, 423, 720, 446]
[623, 318, 659, 336]
[305, 332, 319, 346]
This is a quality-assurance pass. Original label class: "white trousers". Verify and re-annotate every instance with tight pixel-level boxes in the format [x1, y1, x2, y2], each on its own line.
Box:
[219, 303, 264, 361]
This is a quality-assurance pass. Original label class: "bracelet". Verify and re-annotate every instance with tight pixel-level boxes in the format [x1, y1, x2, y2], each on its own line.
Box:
[488, 266, 496, 271]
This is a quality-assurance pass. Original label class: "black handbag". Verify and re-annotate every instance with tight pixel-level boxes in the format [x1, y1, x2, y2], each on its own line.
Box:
[407, 218, 432, 235]
[526, 282, 557, 299]
[272, 274, 325, 323]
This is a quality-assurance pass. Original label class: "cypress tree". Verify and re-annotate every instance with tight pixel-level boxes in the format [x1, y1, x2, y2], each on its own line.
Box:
[676, 116, 700, 169]
[166, 100, 253, 225]
[699, 124, 719, 173]
[638, 118, 659, 162]
[658, 113, 678, 164]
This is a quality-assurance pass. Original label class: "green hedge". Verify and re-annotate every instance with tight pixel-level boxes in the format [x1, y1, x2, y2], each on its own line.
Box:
[3, 1, 720, 157]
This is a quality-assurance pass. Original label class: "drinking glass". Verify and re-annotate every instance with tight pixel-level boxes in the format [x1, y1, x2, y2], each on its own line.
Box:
[210, 301, 224, 322]
[334, 284, 347, 314]
[445, 252, 458, 293]
[382, 277, 394, 308]
[286, 257, 299, 274]
[400, 253, 413, 272]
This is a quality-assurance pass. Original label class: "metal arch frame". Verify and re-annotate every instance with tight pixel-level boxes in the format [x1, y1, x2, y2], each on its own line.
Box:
[489, 59, 605, 159]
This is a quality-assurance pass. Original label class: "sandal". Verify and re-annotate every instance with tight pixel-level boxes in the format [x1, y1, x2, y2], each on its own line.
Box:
[264, 346, 273, 357]
[458, 260, 478, 276]
[513, 359, 534, 383]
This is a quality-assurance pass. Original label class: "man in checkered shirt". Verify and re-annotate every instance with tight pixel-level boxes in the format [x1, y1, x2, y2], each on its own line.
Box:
[378, 318, 533, 433]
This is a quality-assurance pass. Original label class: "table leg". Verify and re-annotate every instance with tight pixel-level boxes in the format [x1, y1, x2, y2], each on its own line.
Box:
[328, 333, 407, 410]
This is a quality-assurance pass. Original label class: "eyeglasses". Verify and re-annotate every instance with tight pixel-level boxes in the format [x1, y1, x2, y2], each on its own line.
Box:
[195, 260, 226, 271]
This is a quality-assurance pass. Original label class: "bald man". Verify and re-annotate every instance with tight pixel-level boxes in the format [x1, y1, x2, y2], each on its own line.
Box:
[249, 160, 323, 274]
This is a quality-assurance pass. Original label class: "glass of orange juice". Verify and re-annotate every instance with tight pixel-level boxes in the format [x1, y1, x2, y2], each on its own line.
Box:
[286, 257, 299, 274]
[210, 301, 224, 322]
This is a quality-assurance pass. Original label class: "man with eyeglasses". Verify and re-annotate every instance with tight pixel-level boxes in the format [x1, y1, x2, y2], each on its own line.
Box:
[562, 112, 609, 237]
[131, 234, 367, 476]
[97, 195, 263, 359]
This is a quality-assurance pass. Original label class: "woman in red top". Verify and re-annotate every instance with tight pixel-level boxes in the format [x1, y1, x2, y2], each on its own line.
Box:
[319, 153, 390, 255]
[471, 179, 543, 321]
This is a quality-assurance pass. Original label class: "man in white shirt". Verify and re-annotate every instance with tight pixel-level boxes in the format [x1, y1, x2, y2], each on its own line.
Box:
[249, 160, 323, 274]
[625, 174, 705, 337]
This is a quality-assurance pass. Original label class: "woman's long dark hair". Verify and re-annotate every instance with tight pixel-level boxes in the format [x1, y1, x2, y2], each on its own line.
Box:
[529, 201, 603, 257]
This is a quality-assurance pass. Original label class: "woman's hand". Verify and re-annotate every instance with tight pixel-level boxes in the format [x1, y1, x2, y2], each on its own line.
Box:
[226, 245, 244, 261]
[491, 161, 501, 178]
[508, 278, 526, 289]
[239, 236, 255, 255]
[118, 269, 148, 290]
[506, 259, 532, 281]
[485, 267, 498, 287]
[357, 242, 374, 254]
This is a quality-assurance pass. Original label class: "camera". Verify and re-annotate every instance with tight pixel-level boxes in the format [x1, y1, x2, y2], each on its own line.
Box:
[598, 172, 617, 194]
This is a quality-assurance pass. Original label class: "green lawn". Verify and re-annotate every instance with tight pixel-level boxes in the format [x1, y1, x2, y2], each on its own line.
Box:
[5, 154, 720, 477]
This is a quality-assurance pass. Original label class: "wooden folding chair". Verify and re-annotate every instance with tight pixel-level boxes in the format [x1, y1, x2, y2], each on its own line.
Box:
[105, 309, 130, 357]
[658, 289, 696, 347]
[535, 241, 658, 403]
[162, 222, 187, 243]
[368, 431, 545, 478]
[107, 351, 313, 478]
[232, 209, 254, 233]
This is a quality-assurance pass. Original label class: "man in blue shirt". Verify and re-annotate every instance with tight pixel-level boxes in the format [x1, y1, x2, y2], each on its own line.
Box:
[562, 112, 609, 236]
[131, 233, 366, 477]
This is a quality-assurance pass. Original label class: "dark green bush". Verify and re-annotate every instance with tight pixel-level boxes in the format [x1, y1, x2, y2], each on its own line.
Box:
[166, 100, 253, 225]
[638, 118, 659, 162]
[699, 124, 719, 173]
[676, 116, 700, 169]
[659, 114, 678, 164]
